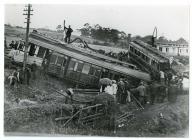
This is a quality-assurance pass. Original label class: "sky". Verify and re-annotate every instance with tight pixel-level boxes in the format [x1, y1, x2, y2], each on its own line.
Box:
[5, 4, 189, 41]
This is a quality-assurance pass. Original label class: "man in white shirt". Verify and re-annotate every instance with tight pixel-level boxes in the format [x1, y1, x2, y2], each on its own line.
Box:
[104, 85, 113, 96]
[112, 80, 118, 97]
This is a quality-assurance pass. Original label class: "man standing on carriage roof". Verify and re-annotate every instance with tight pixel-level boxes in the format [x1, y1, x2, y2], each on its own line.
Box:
[64, 25, 73, 44]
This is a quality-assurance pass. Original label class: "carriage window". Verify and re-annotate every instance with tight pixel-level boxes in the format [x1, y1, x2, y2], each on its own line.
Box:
[130, 46, 133, 52]
[102, 69, 109, 78]
[159, 47, 162, 52]
[141, 54, 145, 59]
[73, 62, 78, 71]
[68, 60, 76, 70]
[135, 49, 140, 56]
[76, 61, 84, 72]
[37, 47, 46, 58]
[62, 57, 67, 66]
[108, 73, 114, 79]
[95, 69, 101, 77]
[50, 55, 57, 64]
[146, 56, 150, 63]
[137, 51, 140, 56]
[89, 67, 95, 75]
[166, 48, 169, 52]
[129, 65, 134, 69]
[44, 49, 50, 59]
[151, 60, 157, 66]
[28, 43, 36, 56]
[82, 63, 91, 74]
[89, 65, 101, 77]
[56, 56, 63, 66]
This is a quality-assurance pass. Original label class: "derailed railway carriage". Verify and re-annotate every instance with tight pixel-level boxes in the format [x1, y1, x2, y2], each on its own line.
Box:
[12, 31, 151, 87]
[129, 40, 170, 72]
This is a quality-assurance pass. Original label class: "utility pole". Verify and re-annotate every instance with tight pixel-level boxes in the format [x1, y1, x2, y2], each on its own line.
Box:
[23, 4, 33, 70]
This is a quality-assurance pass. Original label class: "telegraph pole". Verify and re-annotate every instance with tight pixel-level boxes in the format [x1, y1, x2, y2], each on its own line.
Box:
[23, 4, 33, 70]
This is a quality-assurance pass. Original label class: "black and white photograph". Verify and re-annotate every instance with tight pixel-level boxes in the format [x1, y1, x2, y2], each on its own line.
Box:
[3, 1, 190, 138]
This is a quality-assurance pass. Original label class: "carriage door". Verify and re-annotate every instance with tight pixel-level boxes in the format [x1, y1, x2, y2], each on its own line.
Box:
[55, 54, 68, 78]
[60, 56, 68, 78]
[48, 53, 67, 77]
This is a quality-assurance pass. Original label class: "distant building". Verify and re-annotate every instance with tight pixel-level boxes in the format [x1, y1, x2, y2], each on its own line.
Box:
[156, 41, 189, 56]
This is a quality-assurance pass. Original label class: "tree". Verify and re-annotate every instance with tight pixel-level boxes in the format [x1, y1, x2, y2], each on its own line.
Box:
[119, 31, 127, 40]
[79, 23, 91, 36]
[135, 35, 142, 40]
[142, 35, 153, 45]
[110, 29, 119, 44]
[79, 23, 122, 44]
[157, 36, 169, 43]
[176, 37, 188, 44]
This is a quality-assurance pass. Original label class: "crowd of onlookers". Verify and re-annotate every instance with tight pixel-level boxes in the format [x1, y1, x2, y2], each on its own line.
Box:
[99, 71, 184, 107]
[6, 59, 49, 90]
[6, 61, 38, 88]
[7, 40, 25, 51]
[5, 38, 50, 88]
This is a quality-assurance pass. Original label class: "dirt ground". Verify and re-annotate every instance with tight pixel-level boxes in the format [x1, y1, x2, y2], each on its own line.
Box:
[117, 95, 189, 137]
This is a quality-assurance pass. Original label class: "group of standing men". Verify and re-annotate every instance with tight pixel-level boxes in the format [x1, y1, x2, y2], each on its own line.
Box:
[102, 70, 183, 108]
[116, 78, 131, 104]
[9, 40, 24, 50]
[100, 78, 132, 104]
[116, 79, 148, 106]
[159, 70, 174, 85]
[8, 60, 38, 87]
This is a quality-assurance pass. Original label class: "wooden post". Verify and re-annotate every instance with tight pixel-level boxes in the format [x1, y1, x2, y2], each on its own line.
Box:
[23, 4, 33, 71]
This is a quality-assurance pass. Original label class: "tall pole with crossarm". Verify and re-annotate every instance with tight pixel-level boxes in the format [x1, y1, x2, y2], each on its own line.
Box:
[23, 4, 33, 71]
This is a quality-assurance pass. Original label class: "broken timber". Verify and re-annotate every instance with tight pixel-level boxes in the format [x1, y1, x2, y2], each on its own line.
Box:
[63, 110, 81, 127]
[55, 104, 106, 127]
[131, 94, 144, 109]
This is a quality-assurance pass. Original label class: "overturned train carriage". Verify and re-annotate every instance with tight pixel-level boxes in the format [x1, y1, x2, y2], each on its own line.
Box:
[129, 40, 170, 73]
[12, 31, 151, 88]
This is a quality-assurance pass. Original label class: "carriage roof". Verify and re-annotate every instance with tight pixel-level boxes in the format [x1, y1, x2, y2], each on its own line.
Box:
[29, 32, 136, 67]
[130, 40, 169, 63]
